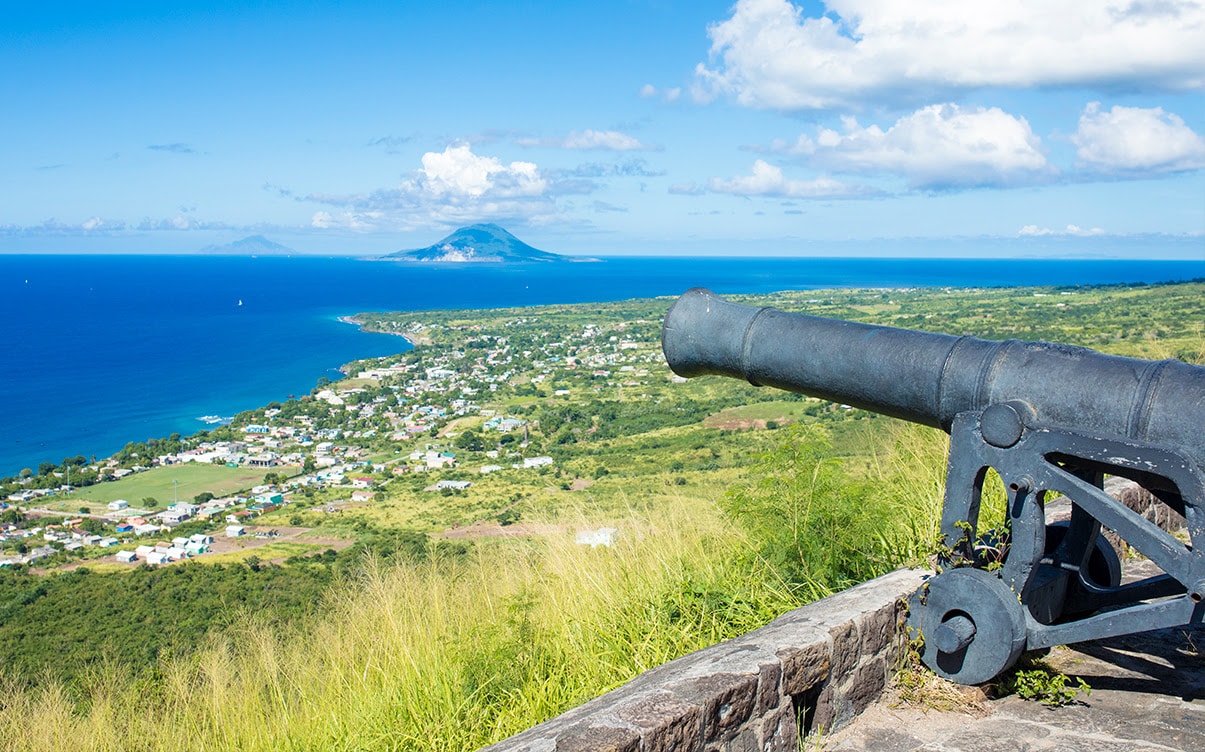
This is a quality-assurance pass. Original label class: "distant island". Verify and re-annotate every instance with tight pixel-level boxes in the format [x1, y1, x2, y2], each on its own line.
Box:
[200, 235, 295, 256]
[381, 224, 572, 263]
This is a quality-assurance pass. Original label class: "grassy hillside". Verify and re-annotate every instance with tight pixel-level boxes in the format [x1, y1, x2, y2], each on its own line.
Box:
[1, 280, 1200, 751]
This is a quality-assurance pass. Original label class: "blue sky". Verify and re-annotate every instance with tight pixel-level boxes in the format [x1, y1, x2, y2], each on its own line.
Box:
[2, 0, 1203, 258]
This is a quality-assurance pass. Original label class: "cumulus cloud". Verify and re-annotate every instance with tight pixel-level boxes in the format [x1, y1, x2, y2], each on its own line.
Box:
[1072, 102, 1205, 173]
[1019, 224, 1107, 237]
[786, 104, 1051, 188]
[419, 144, 545, 198]
[696, 0, 1205, 110]
[304, 144, 557, 231]
[515, 129, 655, 151]
[707, 160, 870, 198]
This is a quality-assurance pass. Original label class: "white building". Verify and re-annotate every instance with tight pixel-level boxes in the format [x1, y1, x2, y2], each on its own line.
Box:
[576, 527, 619, 548]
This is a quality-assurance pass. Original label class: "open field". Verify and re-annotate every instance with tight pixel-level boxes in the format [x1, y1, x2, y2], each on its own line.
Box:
[63, 464, 284, 506]
[702, 399, 818, 429]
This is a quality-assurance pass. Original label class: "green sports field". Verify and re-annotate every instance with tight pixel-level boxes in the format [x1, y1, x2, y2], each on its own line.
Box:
[62, 464, 285, 507]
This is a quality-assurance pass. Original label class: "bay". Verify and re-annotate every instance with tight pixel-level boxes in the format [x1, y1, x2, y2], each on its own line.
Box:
[1, 254, 1201, 477]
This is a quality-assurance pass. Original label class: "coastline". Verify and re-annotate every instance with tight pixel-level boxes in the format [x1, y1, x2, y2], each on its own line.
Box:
[6, 254, 1202, 479]
[337, 314, 425, 346]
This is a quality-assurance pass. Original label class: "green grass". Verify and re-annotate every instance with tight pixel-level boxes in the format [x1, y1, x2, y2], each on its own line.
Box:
[702, 399, 815, 426]
[199, 542, 326, 565]
[65, 464, 278, 506]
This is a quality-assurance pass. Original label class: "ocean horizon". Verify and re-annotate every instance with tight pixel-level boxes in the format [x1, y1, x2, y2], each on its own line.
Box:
[2, 253, 1201, 477]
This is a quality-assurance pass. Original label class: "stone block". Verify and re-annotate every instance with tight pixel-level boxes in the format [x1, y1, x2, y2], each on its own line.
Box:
[778, 641, 830, 695]
[554, 725, 639, 752]
[843, 655, 887, 717]
[754, 660, 783, 716]
[759, 701, 798, 752]
[828, 620, 860, 678]
[857, 599, 897, 659]
[615, 694, 703, 752]
[672, 672, 759, 741]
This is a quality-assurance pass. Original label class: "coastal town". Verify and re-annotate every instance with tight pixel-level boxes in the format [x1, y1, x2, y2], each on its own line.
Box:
[0, 301, 685, 569]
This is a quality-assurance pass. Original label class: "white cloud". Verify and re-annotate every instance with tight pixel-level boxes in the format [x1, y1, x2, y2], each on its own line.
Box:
[419, 144, 545, 198]
[515, 129, 654, 151]
[1020, 224, 1107, 237]
[639, 83, 657, 98]
[1072, 102, 1205, 173]
[304, 144, 557, 232]
[696, 0, 1205, 110]
[788, 104, 1050, 188]
[707, 159, 868, 198]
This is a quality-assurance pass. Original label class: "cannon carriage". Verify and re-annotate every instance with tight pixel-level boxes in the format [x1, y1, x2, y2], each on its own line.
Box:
[662, 287, 1205, 684]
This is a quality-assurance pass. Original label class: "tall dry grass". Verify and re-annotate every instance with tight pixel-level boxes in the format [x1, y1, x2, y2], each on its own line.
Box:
[1, 499, 796, 752]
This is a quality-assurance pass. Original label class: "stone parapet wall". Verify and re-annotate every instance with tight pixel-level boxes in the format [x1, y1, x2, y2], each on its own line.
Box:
[484, 568, 929, 752]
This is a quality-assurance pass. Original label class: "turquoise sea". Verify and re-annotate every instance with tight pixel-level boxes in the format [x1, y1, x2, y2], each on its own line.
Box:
[1, 254, 1201, 477]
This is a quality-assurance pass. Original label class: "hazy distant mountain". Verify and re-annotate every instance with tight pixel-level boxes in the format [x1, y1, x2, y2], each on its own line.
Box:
[201, 235, 294, 255]
[383, 224, 565, 263]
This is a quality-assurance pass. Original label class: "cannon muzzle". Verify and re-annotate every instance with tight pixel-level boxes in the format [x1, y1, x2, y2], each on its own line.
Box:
[662, 287, 1205, 466]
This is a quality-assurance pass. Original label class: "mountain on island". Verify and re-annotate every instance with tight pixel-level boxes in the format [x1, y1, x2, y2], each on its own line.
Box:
[383, 224, 566, 263]
[200, 235, 294, 256]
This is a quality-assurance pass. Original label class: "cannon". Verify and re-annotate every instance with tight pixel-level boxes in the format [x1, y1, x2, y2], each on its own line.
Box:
[662, 287, 1205, 684]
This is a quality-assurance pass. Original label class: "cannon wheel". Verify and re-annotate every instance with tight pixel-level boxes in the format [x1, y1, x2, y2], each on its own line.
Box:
[907, 568, 1026, 685]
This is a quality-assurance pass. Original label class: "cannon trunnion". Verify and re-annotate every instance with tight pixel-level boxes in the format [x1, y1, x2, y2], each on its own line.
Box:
[663, 288, 1205, 684]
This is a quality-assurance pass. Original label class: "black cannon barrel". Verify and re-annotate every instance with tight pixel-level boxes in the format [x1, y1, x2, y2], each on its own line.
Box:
[662, 288, 1205, 466]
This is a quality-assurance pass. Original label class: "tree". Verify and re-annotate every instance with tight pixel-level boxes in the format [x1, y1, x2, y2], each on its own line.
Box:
[194, 492, 215, 504]
[18, 468, 32, 479]
[455, 430, 484, 452]
[79, 518, 104, 534]
[142, 497, 159, 508]
[38, 462, 56, 477]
